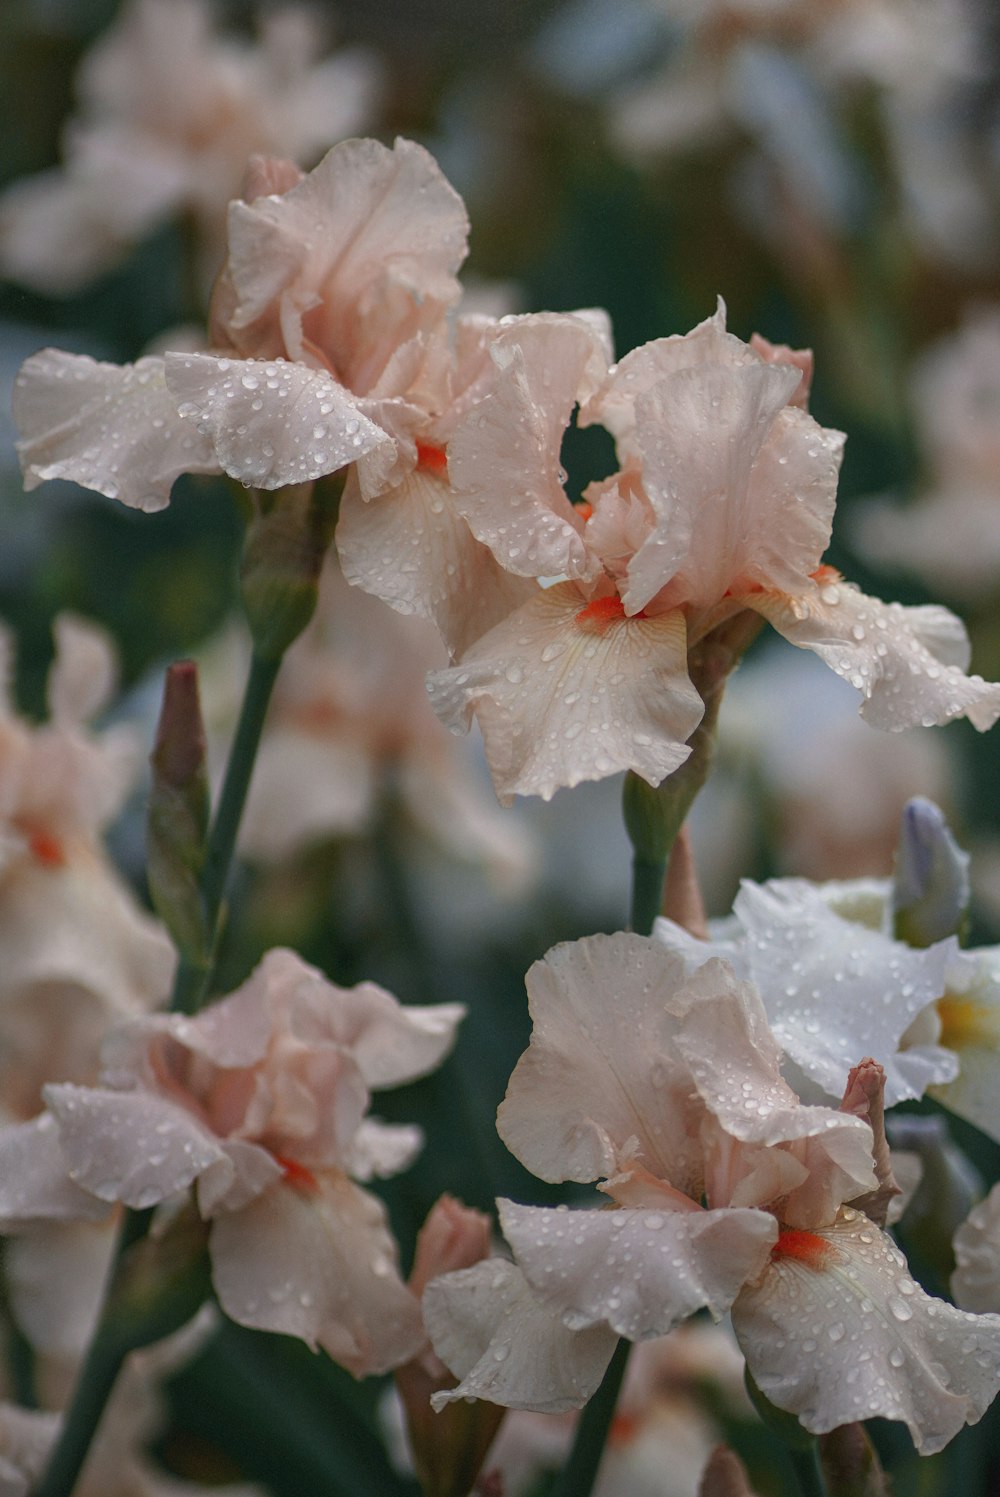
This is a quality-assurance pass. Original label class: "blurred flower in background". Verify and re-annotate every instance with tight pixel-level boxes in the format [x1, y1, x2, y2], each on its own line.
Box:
[0, 0, 381, 299]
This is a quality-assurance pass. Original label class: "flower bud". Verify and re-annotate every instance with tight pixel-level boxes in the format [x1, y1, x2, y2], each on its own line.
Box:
[147, 662, 210, 962]
[818, 1424, 891, 1496]
[396, 1197, 503, 1497]
[699, 1445, 760, 1497]
[240, 478, 340, 661]
[892, 797, 970, 947]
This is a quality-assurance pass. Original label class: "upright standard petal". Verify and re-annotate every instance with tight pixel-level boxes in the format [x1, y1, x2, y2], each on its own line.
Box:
[498, 932, 705, 1191]
[216, 137, 468, 390]
[620, 360, 809, 615]
[753, 579, 1000, 732]
[14, 352, 218, 511]
[424, 1258, 618, 1414]
[734, 1208, 1000, 1455]
[164, 353, 394, 490]
[952, 1183, 1000, 1313]
[447, 316, 611, 585]
[428, 583, 702, 803]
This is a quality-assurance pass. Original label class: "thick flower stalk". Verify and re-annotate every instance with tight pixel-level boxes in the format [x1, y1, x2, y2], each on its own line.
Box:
[424, 934, 1000, 1454]
[0, 947, 464, 1377]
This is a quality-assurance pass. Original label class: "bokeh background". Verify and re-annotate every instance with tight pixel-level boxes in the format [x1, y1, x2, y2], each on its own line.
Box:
[2, 2, 1000, 1493]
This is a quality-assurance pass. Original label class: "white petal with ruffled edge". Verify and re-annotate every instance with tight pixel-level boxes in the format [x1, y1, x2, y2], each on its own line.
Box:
[428, 583, 702, 803]
[752, 580, 1000, 732]
[731, 879, 958, 1104]
[210, 1173, 423, 1376]
[498, 932, 704, 1191]
[424, 1257, 618, 1413]
[734, 1208, 1000, 1455]
[499, 1198, 777, 1340]
[164, 353, 394, 490]
[13, 351, 218, 511]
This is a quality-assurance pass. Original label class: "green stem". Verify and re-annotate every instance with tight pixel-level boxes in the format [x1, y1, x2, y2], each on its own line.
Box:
[32, 1318, 126, 1497]
[789, 1443, 828, 1497]
[630, 855, 667, 936]
[171, 650, 280, 1014]
[552, 1339, 631, 1497]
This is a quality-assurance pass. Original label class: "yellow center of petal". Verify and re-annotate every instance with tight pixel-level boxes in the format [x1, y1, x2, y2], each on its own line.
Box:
[936, 994, 1000, 1051]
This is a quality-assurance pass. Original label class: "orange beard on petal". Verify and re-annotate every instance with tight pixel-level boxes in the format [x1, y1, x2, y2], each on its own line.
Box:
[275, 1155, 320, 1193]
[770, 1229, 835, 1269]
[575, 595, 647, 635]
[415, 440, 449, 476]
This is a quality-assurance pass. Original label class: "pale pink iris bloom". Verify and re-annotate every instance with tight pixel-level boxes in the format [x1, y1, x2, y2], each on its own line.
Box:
[423, 933, 1000, 1452]
[0, 0, 380, 297]
[13, 135, 469, 510]
[0, 613, 174, 1129]
[0, 949, 464, 1377]
[429, 304, 1000, 802]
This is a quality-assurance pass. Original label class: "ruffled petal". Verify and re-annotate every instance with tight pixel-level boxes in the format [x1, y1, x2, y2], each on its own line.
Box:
[752, 579, 1000, 732]
[13, 351, 218, 511]
[734, 1208, 1000, 1455]
[447, 315, 611, 584]
[0, 1115, 109, 1228]
[44, 1084, 227, 1210]
[217, 137, 468, 390]
[343, 1118, 423, 1181]
[295, 979, 465, 1091]
[210, 1174, 423, 1376]
[336, 465, 534, 659]
[621, 361, 809, 614]
[424, 1258, 617, 1413]
[500, 1198, 777, 1340]
[428, 583, 702, 803]
[731, 879, 958, 1104]
[673, 962, 878, 1224]
[163, 353, 394, 490]
[498, 932, 704, 1192]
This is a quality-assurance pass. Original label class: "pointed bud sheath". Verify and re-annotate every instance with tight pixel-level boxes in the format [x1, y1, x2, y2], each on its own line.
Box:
[840, 1059, 900, 1229]
[397, 1197, 503, 1497]
[240, 477, 340, 662]
[699, 1445, 761, 1497]
[147, 662, 210, 963]
[892, 797, 970, 947]
[817, 1424, 891, 1497]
